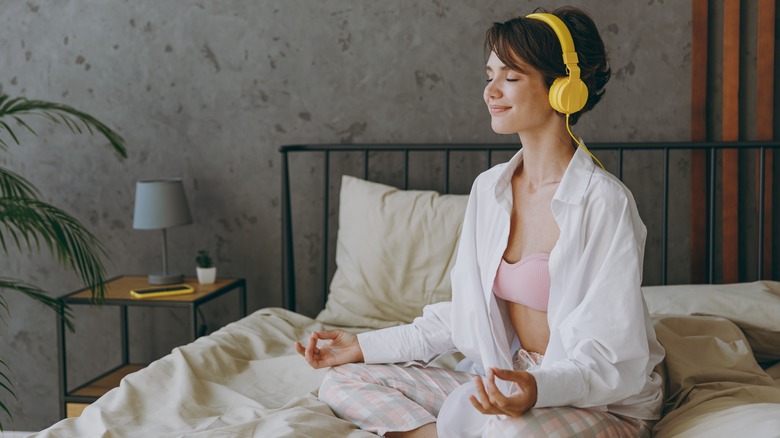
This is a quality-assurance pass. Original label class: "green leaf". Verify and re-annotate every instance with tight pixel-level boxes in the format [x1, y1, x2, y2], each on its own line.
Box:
[0, 197, 107, 304]
[0, 167, 41, 199]
[0, 280, 75, 331]
[0, 94, 127, 158]
[11, 116, 36, 137]
[0, 354, 15, 432]
[0, 120, 19, 147]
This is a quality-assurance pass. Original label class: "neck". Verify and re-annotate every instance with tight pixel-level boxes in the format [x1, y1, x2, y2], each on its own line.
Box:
[516, 127, 575, 188]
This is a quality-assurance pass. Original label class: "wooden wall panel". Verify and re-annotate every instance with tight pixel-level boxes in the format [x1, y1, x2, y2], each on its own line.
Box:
[721, 0, 740, 283]
[691, 0, 709, 283]
[757, 0, 775, 278]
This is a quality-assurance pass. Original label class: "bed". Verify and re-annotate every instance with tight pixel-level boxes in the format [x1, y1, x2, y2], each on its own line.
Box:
[34, 141, 780, 437]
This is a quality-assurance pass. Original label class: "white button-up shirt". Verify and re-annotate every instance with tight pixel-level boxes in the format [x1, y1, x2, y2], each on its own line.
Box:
[358, 145, 665, 420]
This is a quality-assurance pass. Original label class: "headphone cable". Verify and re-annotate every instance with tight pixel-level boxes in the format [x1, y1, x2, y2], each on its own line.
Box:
[566, 114, 605, 170]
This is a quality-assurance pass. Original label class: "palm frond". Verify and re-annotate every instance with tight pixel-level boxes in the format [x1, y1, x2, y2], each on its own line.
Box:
[0, 197, 106, 303]
[0, 167, 40, 200]
[0, 293, 7, 317]
[0, 279, 74, 331]
[0, 354, 16, 431]
[0, 93, 124, 430]
[0, 94, 127, 158]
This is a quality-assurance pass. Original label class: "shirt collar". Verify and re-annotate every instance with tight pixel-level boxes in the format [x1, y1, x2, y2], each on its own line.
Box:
[493, 149, 524, 212]
[491, 142, 595, 207]
[554, 145, 595, 205]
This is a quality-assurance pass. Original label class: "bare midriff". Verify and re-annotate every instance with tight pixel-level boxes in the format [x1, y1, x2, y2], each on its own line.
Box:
[507, 302, 550, 354]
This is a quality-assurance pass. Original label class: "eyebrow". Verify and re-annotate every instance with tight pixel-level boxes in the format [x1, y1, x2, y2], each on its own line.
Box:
[485, 64, 527, 74]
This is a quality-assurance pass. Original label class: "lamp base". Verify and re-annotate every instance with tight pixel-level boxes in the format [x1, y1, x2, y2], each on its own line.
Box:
[148, 273, 184, 285]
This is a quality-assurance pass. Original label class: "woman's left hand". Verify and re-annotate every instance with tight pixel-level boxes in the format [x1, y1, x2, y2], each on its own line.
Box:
[469, 368, 538, 417]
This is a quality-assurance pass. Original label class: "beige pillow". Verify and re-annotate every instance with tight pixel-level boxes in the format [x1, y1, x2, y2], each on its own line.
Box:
[642, 281, 780, 361]
[316, 176, 468, 329]
[652, 315, 780, 437]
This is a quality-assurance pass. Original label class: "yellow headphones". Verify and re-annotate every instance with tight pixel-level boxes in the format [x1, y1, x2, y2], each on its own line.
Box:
[526, 13, 588, 114]
[526, 12, 604, 169]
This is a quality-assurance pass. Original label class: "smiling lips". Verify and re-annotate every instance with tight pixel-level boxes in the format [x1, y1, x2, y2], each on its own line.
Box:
[488, 104, 511, 115]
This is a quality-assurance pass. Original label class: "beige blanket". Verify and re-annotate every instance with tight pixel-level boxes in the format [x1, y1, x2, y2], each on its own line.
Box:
[35, 308, 378, 437]
[35, 310, 780, 437]
[651, 315, 780, 437]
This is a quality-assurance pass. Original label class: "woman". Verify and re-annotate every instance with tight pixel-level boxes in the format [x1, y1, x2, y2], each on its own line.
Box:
[296, 6, 664, 437]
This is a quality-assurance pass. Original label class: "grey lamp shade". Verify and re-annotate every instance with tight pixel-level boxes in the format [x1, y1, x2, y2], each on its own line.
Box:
[133, 179, 193, 230]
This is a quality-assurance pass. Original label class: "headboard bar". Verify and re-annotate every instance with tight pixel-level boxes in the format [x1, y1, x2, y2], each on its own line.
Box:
[758, 146, 767, 279]
[662, 148, 670, 284]
[709, 147, 717, 284]
[279, 141, 780, 313]
[280, 149, 295, 311]
[322, 150, 331, 308]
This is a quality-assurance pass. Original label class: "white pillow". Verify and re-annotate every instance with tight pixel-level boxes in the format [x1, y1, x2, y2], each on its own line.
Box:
[642, 281, 780, 361]
[316, 176, 468, 329]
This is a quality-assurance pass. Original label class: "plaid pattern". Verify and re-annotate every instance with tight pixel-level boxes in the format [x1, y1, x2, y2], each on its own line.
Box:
[319, 362, 473, 436]
[319, 353, 653, 437]
[486, 407, 653, 437]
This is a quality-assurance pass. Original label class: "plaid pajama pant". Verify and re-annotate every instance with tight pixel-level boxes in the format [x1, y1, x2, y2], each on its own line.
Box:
[318, 350, 653, 437]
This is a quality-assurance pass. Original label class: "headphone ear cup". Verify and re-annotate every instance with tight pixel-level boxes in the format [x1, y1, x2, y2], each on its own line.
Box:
[549, 77, 588, 114]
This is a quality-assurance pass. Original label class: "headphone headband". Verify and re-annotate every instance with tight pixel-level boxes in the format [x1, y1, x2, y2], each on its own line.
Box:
[522, 11, 588, 115]
[526, 13, 580, 79]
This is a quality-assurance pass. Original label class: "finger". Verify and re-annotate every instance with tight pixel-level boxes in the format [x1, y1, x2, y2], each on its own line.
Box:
[307, 334, 320, 354]
[469, 395, 489, 414]
[490, 369, 532, 417]
[491, 368, 521, 383]
[485, 370, 511, 413]
[316, 329, 342, 340]
[470, 381, 502, 415]
[473, 376, 496, 411]
[305, 336, 319, 363]
[294, 341, 305, 356]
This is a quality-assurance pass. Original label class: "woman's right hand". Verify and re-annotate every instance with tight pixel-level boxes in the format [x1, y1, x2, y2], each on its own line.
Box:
[294, 329, 364, 369]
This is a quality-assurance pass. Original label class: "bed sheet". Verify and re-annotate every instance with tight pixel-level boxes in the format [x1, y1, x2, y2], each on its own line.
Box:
[34, 309, 780, 437]
[33, 308, 378, 438]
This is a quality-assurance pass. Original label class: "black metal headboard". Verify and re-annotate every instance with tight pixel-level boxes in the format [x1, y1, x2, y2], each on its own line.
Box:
[280, 141, 780, 315]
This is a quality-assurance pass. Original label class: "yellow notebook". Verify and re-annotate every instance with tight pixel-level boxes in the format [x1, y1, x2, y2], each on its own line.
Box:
[130, 284, 195, 299]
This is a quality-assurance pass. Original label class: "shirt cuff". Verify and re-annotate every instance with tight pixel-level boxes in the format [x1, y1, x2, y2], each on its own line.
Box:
[357, 325, 417, 364]
[528, 363, 586, 408]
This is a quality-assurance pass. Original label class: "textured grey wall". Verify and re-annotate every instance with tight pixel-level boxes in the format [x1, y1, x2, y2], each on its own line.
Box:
[0, 0, 690, 431]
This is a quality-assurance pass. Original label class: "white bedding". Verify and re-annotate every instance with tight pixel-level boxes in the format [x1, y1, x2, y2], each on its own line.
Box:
[34, 305, 780, 437]
[34, 308, 378, 438]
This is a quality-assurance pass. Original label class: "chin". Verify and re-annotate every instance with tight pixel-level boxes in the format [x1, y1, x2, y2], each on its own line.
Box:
[491, 121, 519, 135]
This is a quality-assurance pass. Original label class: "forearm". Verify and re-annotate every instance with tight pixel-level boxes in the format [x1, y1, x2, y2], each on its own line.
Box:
[357, 301, 455, 363]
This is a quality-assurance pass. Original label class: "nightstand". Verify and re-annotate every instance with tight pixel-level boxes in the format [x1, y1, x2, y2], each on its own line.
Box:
[56, 275, 247, 419]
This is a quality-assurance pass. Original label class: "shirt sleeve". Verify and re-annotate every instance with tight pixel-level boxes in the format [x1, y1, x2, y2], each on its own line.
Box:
[529, 187, 655, 408]
[357, 301, 457, 364]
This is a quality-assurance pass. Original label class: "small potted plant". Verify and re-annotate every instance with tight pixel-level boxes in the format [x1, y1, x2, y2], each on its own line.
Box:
[196, 250, 216, 284]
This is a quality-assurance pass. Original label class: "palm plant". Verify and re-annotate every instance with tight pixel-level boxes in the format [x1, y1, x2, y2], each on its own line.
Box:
[0, 94, 127, 429]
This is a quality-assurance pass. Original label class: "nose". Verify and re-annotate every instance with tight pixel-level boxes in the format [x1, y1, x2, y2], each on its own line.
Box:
[484, 79, 501, 102]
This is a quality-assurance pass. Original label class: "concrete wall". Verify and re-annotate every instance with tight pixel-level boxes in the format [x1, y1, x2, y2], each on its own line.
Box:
[0, 0, 690, 431]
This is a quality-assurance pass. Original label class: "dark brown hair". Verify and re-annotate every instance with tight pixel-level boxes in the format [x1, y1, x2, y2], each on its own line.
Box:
[484, 6, 611, 125]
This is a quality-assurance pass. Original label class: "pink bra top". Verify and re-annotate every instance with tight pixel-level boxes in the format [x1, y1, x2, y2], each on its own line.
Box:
[493, 253, 551, 311]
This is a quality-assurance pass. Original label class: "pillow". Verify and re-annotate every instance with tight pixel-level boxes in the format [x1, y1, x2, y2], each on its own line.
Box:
[642, 281, 780, 361]
[316, 176, 468, 329]
[651, 315, 780, 437]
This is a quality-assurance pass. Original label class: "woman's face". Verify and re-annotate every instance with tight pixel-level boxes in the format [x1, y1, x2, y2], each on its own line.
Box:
[483, 51, 554, 135]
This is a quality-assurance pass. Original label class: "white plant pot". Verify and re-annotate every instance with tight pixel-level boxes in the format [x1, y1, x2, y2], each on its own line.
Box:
[196, 267, 217, 285]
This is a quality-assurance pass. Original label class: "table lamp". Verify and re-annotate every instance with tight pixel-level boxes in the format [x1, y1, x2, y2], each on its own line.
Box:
[133, 178, 193, 284]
